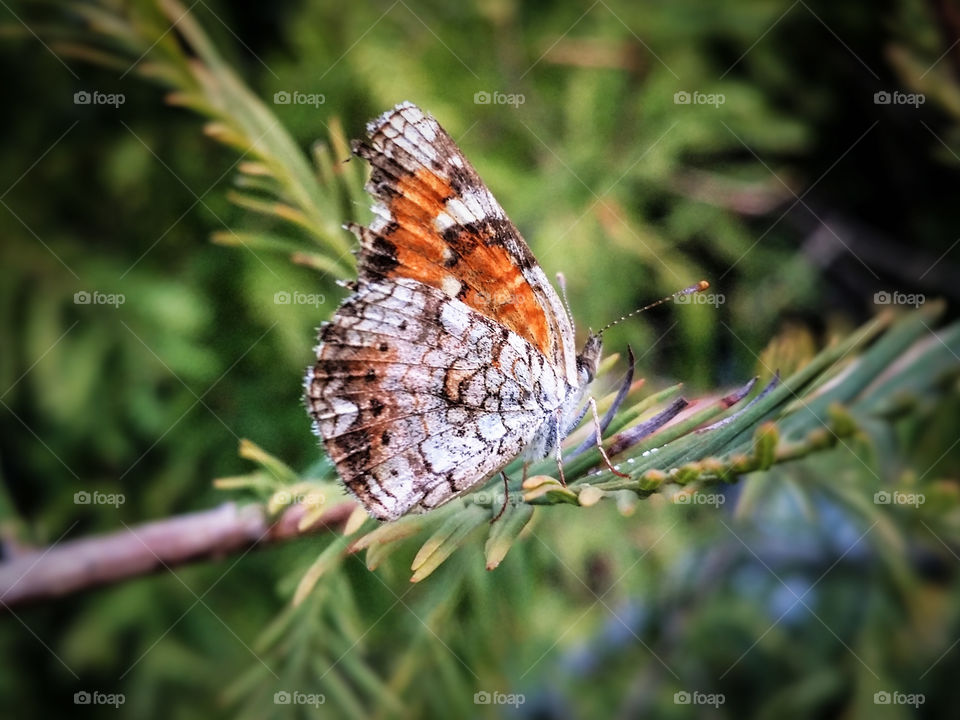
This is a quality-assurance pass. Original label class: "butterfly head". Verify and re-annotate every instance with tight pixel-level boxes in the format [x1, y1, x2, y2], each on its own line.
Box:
[576, 333, 603, 386]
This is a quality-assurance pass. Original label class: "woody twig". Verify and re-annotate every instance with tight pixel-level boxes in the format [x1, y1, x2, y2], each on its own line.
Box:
[0, 501, 356, 609]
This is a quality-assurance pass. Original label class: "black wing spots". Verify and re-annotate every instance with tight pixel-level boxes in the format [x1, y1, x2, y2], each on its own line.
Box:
[317, 324, 407, 354]
[440, 224, 474, 258]
[363, 148, 459, 212]
[440, 217, 530, 267]
[345, 221, 364, 240]
[324, 404, 441, 442]
[312, 358, 354, 377]
[443, 246, 461, 268]
[380, 430, 391, 446]
[317, 393, 382, 420]
[502, 235, 538, 271]
[328, 428, 397, 500]
[336, 298, 360, 318]
[362, 235, 400, 280]
[480, 314, 507, 337]
[444, 471, 457, 493]
[327, 429, 371, 475]
[371, 138, 422, 178]
[318, 324, 346, 345]
[371, 179, 401, 201]
[352, 136, 421, 197]
[446, 165, 473, 195]
[311, 357, 455, 379]
[349, 472, 398, 502]
[501, 327, 510, 340]
[350, 138, 373, 159]
[367, 168, 402, 200]
[371, 152, 455, 202]
[482, 217, 513, 245]
[454, 216, 535, 272]
[399, 320, 408, 331]
[342, 476, 378, 512]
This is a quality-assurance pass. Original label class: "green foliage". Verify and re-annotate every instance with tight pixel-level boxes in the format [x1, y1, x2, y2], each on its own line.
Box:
[2, 0, 960, 718]
[227, 304, 958, 591]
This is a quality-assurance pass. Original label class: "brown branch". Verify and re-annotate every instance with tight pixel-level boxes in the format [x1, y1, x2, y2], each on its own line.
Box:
[0, 500, 357, 609]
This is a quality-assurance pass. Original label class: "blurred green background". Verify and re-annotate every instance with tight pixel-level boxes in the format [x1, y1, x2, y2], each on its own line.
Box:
[1, 0, 959, 717]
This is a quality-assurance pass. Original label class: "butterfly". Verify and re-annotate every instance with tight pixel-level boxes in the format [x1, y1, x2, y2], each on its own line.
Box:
[304, 101, 613, 521]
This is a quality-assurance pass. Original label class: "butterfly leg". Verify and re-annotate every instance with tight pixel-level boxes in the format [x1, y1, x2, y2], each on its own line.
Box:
[491, 471, 510, 524]
[589, 397, 629, 478]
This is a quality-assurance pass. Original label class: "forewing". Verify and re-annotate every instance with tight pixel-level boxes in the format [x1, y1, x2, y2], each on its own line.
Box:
[350, 101, 577, 383]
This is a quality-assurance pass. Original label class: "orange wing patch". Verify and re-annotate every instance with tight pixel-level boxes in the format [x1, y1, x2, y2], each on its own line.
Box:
[354, 165, 551, 355]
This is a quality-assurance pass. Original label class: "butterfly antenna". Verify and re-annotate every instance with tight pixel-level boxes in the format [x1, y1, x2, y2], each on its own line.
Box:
[598, 280, 711, 336]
